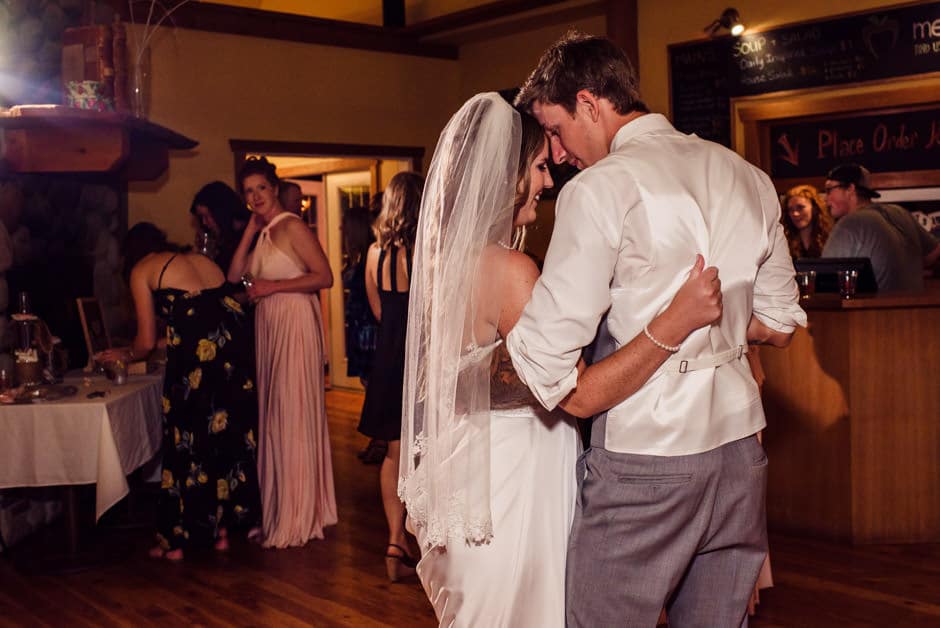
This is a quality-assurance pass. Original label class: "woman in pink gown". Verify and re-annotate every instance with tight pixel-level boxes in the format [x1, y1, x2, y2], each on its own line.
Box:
[229, 157, 337, 548]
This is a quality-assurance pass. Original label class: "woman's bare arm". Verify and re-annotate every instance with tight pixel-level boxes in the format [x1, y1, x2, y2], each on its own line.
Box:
[246, 219, 333, 299]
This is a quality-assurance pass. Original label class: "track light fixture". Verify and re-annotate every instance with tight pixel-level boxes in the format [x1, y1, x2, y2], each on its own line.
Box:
[705, 8, 745, 37]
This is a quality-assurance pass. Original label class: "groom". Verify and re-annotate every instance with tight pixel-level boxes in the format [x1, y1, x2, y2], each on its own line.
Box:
[508, 32, 806, 626]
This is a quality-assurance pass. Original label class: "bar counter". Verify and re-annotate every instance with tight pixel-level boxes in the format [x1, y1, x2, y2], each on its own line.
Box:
[760, 280, 939, 544]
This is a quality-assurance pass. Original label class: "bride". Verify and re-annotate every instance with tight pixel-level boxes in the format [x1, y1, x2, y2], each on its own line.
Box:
[400, 93, 723, 627]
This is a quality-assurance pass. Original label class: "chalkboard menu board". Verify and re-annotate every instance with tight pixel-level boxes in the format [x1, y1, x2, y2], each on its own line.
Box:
[670, 2, 940, 146]
[769, 105, 940, 178]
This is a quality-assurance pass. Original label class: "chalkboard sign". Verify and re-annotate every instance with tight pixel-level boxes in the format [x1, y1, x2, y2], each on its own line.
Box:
[670, 2, 940, 146]
[769, 105, 940, 178]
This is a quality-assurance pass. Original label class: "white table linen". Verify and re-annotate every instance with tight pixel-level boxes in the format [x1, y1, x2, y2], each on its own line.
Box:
[0, 372, 163, 520]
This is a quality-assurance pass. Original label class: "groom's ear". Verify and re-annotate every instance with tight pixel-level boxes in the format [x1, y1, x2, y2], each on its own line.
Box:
[575, 90, 600, 123]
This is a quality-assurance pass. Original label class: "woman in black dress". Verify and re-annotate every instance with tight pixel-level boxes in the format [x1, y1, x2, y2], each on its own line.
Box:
[99, 223, 260, 560]
[357, 172, 424, 581]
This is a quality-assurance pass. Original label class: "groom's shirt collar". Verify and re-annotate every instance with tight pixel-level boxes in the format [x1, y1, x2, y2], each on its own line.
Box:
[609, 113, 676, 154]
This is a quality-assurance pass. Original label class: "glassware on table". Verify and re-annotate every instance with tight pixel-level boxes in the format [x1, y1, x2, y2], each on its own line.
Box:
[795, 270, 816, 300]
[18, 291, 31, 314]
[838, 269, 859, 299]
[103, 359, 128, 385]
[0, 368, 11, 393]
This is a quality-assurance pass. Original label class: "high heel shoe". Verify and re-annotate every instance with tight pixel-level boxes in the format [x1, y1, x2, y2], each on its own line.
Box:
[385, 543, 417, 582]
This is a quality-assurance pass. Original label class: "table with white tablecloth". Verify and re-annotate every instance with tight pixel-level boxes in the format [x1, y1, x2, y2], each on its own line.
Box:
[0, 372, 164, 521]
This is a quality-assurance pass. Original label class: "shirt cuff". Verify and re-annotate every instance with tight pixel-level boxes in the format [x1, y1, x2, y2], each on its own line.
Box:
[752, 307, 807, 334]
[506, 329, 580, 411]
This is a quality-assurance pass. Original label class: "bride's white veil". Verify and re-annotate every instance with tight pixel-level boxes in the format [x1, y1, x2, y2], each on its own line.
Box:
[399, 93, 521, 549]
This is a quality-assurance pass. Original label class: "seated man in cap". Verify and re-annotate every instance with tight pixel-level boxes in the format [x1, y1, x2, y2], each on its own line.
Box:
[822, 163, 940, 292]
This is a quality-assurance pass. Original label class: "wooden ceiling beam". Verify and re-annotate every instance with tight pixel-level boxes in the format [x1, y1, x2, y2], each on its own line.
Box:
[403, 0, 572, 38]
[107, 1, 457, 59]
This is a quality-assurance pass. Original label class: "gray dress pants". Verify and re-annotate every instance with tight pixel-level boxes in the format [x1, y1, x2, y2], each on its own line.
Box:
[565, 432, 768, 628]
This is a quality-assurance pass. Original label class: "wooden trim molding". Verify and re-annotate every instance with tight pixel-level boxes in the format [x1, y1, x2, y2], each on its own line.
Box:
[606, 0, 638, 79]
[731, 76, 940, 191]
[107, 1, 457, 59]
[403, 0, 572, 38]
[229, 139, 424, 170]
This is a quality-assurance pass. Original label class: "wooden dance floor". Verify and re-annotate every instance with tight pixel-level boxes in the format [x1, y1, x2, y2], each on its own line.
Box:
[1, 389, 938, 626]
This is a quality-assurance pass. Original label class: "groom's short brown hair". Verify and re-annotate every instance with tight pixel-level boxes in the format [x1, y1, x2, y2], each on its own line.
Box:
[514, 31, 647, 116]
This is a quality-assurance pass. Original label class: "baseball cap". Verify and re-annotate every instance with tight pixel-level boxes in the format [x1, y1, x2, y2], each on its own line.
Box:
[826, 163, 881, 199]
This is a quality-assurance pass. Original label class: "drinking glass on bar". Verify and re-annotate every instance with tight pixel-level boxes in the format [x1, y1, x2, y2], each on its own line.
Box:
[796, 270, 816, 300]
[838, 269, 858, 299]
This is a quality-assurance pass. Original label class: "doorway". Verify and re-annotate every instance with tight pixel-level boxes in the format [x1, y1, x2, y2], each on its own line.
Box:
[231, 140, 423, 391]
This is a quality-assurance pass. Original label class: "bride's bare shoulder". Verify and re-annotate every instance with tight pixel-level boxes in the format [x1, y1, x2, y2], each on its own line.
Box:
[479, 246, 539, 303]
[501, 248, 539, 287]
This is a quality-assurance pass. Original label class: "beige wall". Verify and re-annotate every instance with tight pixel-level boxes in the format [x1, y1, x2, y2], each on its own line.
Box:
[637, 0, 909, 116]
[128, 26, 460, 245]
[457, 15, 607, 98]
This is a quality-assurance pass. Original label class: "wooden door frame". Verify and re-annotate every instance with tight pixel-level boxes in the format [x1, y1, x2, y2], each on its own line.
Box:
[230, 140, 424, 390]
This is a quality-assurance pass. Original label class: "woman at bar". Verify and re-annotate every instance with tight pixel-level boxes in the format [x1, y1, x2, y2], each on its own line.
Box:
[99, 222, 260, 560]
[782, 184, 833, 258]
[227, 156, 337, 548]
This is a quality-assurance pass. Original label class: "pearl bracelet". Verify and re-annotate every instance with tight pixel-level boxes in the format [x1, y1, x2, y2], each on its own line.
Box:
[643, 324, 680, 353]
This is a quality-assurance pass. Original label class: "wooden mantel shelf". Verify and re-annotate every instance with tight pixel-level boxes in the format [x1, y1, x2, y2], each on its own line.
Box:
[0, 105, 198, 180]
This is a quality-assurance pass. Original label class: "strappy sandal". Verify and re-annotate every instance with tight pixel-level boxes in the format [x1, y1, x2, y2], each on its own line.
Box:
[385, 543, 417, 582]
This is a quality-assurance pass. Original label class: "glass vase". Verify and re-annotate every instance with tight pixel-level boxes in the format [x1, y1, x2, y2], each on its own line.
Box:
[131, 47, 151, 119]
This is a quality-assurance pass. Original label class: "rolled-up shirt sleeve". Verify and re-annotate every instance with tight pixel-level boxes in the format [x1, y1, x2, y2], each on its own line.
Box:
[751, 171, 807, 333]
[507, 176, 624, 410]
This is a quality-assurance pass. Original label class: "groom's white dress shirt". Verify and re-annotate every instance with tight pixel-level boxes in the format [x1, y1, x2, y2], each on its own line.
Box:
[507, 113, 806, 456]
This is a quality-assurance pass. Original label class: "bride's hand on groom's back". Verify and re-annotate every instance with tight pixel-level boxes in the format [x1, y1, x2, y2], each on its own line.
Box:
[668, 254, 723, 335]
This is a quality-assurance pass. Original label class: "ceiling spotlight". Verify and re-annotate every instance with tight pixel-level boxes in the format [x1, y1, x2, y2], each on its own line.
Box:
[705, 8, 745, 37]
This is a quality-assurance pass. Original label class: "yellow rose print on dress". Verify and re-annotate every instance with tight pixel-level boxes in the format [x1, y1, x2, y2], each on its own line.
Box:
[217, 478, 230, 500]
[222, 296, 243, 314]
[188, 368, 202, 389]
[243, 378, 254, 391]
[211, 410, 229, 433]
[186, 308, 195, 316]
[196, 338, 217, 362]
[174, 427, 181, 446]
[198, 471, 208, 484]
[246, 429, 256, 449]
[161, 469, 174, 489]
[163, 396, 171, 413]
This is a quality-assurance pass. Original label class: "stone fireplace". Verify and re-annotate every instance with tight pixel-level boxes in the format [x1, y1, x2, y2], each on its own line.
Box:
[0, 167, 131, 372]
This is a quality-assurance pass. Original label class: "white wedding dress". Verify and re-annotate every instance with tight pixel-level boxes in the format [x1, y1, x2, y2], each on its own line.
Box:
[414, 342, 581, 628]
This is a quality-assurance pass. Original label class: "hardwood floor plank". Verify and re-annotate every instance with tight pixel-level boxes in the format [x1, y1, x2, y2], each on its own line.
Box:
[1, 388, 938, 626]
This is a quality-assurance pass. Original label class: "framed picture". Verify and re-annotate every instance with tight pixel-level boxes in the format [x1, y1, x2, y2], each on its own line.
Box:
[76, 297, 111, 371]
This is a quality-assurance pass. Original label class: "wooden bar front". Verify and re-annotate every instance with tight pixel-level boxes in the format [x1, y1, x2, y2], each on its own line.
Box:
[760, 283, 940, 544]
